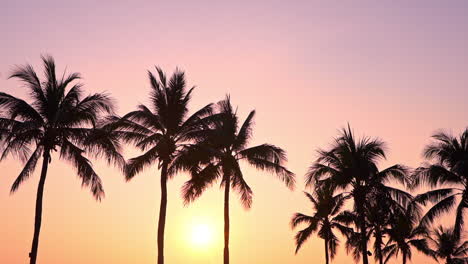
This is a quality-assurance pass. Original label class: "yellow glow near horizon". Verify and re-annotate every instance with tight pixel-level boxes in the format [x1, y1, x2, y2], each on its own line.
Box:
[190, 223, 213, 247]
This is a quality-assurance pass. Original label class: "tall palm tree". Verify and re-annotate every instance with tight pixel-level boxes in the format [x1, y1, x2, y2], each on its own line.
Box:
[306, 126, 411, 264]
[291, 183, 350, 264]
[176, 96, 295, 264]
[427, 226, 468, 264]
[413, 129, 468, 239]
[113, 67, 212, 264]
[382, 203, 434, 264]
[0, 56, 123, 264]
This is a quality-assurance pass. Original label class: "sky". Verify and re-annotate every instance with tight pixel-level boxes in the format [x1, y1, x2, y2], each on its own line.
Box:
[1, 0, 468, 263]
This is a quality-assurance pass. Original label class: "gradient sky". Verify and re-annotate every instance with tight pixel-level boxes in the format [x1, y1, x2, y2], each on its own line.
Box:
[1, 1, 468, 263]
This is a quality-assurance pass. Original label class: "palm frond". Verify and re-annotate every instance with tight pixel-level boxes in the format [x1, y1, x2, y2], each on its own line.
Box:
[243, 156, 295, 190]
[10, 146, 43, 193]
[412, 165, 462, 188]
[420, 195, 457, 227]
[125, 144, 160, 180]
[0, 92, 43, 122]
[59, 140, 104, 200]
[294, 224, 317, 254]
[233, 110, 255, 151]
[231, 162, 253, 209]
[182, 163, 221, 204]
[414, 188, 456, 206]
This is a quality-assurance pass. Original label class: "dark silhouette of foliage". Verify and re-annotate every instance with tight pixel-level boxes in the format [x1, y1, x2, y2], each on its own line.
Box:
[382, 203, 435, 264]
[291, 182, 351, 264]
[413, 129, 468, 239]
[176, 96, 295, 264]
[109, 67, 212, 264]
[306, 125, 411, 264]
[0, 56, 123, 264]
[427, 226, 468, 264]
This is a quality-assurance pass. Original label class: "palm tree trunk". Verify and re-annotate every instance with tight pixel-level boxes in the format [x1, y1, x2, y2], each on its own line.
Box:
[324, 238, 330, 264]
[375, 229, 383, 264]
[402, 252, 407, 264]
[224, 176, 230, 264]
[357, 205, 369, 264]
[157, 162, 168, 264]
[360, 219, 368, 264]
[29, 151, 50, 264]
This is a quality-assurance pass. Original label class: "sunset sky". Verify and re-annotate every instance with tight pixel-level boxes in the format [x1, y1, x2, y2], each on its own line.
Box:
[1, 1, 468, 263]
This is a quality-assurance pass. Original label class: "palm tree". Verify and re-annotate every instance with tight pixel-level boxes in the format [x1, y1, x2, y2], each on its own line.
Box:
[382, 203, 434, 264]
[366, 195, 394, 264]
[427, 226, 467, 264]
[0, 55, 123, 264]
[113, 67, 212, 264]
[176, 96, 295, 264]
[413, 129, 468, 239]
[291, 183, 350, 264]
[306, 126, 411, 264]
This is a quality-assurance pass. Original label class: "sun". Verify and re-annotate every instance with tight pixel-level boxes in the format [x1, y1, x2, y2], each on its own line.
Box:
[190, 224, 213, 247]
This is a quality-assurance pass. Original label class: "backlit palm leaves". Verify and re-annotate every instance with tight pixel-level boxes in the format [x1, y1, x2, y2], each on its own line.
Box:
[0, 56, 122, 264]
[382, 203, 434, 264]
[305, 126, 411, 264]
[291, 183, 351, 264]
[110, 67, 213, 264]
[177, 96, 295, 264]
[427, 226, 468, 264]
[413, 130, 468, 239]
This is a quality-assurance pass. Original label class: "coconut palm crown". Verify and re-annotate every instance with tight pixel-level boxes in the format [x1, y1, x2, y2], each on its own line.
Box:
[110, 66, 213, 264]
[413, 129, 468, 239]
[0, 55, 123, 264]
[174, 96, 295, 264]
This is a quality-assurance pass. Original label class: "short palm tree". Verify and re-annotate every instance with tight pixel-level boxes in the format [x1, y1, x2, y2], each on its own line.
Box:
[291, 183, 350, 264]
[382, 203, 434, 264]
[427, 226, 468, 264]
[306, 126, 411, 264]
[176, 96, 295, 264]
[0, 56, 123, 264]
[413, 129, 468, 239]
[113, 67, 212, 264]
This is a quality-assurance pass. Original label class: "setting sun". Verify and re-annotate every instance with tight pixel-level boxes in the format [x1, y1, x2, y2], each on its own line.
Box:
[190, 224, 213, 247]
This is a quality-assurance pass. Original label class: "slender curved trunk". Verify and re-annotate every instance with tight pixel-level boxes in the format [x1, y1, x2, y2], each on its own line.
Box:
[157, 162, 168, 264]
[324, 238, 329, 264]
[29, 151, 50, 264]
[402, 251, 407, 264]
[223, 176, 230, 264]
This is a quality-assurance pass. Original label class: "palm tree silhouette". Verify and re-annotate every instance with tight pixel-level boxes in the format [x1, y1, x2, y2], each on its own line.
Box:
[306, 125, 410, 264]
[413, 129, 468, 239]
[427, 226, 467, 264]
[291, 183, 351, 264]
[0, 56, 123, 264]
[176, 96, 295, 264]
[366, 195, 396, 264]
[382, 203, 434, 264]
[113, 67, 212, 264]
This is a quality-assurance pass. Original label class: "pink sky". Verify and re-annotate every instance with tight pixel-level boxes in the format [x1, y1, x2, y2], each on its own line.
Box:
[1, 1, 467, 263]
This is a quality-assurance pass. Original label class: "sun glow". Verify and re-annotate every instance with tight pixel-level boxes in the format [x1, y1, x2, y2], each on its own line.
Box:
[190, 224, 213, 247]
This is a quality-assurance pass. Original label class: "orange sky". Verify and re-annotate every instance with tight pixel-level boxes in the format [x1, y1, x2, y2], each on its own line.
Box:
[1, 1, 468, 263]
